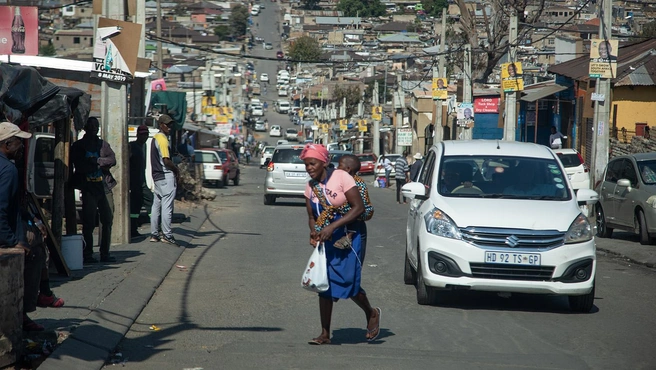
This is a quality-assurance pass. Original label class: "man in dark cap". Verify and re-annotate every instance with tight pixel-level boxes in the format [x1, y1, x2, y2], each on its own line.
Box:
[150, 115, 179, 245]
[129, 124, 150, 237]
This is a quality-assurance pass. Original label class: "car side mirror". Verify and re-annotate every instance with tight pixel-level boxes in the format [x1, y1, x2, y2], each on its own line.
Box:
[402, 182, 427, 200]
[576, 188, 599, 205]
[617, 179, 631, 188]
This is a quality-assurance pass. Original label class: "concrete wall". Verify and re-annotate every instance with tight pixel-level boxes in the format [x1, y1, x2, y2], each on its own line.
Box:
[0, 249, 24, 368]
[613, 86, 656, 132]
[472, 113, 502, 140]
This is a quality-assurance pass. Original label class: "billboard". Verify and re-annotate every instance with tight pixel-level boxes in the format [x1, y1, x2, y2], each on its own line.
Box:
[474, 97, 500, 113]
[432, 77, 448, 100]
[589, 39, 618, 79]
[501, 62, 524, 92]
[0, 6, 39, 56]
[457, 102, 474, 127]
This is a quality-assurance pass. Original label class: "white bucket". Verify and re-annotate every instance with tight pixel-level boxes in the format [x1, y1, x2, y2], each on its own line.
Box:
[61, 235, 84, 270]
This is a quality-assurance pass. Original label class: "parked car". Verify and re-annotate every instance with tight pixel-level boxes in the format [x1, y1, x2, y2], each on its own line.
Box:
[251, 105, 264, 116]
[401, 140, 599, 312]
[553, 148, 590, 191]
[595, 153, 656, 245]
[269, 125, 282, 137]
[276, 139, 289, 145]
[264, 42, 273, 50]
[285, 128, 299, 141]
[356, 153, 378, 175]
[260, 73, 269, 82]
[259, 146, 275, 167]
[254, 120, 266, 131]
[194, 148, 240, 187]
[375, 153, 402, 178]
[263, 144, 308, 205]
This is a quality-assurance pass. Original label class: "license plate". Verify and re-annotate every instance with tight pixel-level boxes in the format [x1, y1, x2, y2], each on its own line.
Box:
[285, 171, 306, 178]
[485, 251, 541, 266]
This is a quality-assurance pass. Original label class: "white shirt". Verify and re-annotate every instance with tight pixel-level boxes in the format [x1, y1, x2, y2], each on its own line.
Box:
[383, 158, 393, 171]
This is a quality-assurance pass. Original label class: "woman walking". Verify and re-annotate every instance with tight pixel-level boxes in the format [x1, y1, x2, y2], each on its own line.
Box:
[301, 143, 381, 345]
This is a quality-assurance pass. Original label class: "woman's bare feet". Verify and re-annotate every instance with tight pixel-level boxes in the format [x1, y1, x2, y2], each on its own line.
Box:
[366, 307, 381, 341]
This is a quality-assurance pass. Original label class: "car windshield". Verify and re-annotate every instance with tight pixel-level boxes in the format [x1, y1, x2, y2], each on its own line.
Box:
[638, 160, 656, 184]
[438, 155, 571, 200]
[216, 151, 228, 162]
[381, 155, 401, 163]
[556, 153, 582, 168]
[286, 128, 297, 133]
[359, 155, 375, 162]
[264, 147, 275, 154]
[272, 148, 304, 164]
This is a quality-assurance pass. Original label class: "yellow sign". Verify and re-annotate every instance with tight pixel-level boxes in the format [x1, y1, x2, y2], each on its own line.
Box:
[217, 115, 228, 124]
[298, 110, 304, 117]
[339, 119, 348, 131]
[432, 78, 448, 100]
[227, 107, 234, 119]
[501, 62, 524, 92]
[371, 106, 382, 120]
[589, 39, 618, 79]
[358, 119, 367, 132]
[322, 123, 329, 133]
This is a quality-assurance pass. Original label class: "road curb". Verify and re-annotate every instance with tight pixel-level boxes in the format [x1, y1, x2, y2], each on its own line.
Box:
[38, 203, 209, 370]
[597, 246, 656, 269]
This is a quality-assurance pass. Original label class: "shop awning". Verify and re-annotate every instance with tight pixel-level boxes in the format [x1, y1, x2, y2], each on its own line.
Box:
[520, 84, 568, 102]
[183, 122, 223, 137]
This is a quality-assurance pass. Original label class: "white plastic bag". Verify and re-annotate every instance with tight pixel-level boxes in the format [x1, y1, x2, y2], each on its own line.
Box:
[301, 242, 329, 293]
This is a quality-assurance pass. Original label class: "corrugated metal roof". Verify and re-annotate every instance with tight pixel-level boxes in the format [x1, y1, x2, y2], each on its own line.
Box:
[315, 17, 361, 25]
[520, 84, 568, 102]
[615, 55, 656, 86]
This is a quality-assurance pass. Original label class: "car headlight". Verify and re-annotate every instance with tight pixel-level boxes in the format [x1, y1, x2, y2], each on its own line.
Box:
[424, 208, 462, 240]
[647, 195, 656, 209]
[564, 213, 594, 244]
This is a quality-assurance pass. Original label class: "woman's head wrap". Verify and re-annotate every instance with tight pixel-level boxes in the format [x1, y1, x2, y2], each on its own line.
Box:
[300, 143, 329, 163]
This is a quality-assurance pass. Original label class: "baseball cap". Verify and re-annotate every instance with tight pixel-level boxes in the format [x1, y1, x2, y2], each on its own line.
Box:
[158, 115, 173, 126]
[0, 122, 32, 142]
[137, 124, 149, 134]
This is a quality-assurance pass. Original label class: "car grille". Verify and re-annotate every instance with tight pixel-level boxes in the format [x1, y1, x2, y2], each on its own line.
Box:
[460, 227, 565, 250]
[469, 263, 555, 281]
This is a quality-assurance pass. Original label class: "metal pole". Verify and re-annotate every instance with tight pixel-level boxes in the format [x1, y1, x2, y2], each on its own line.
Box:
[591, 0, 613, 187]
[461, 44, 473, 140]
[503, 13, 518, 141]
[373, 81, 380, 156]
[156, 0, 163, 78]
[433, 8, 447, 143]
[103, 0, 129, 245]
[395, 73, 404, 154]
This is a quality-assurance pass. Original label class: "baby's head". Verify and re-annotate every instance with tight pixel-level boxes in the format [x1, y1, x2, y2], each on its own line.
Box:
[338, 155, 361, 176]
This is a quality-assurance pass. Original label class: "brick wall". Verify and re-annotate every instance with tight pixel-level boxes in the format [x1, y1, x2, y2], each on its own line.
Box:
[0, 249, 24, 368]
[610, 135, 656, 158]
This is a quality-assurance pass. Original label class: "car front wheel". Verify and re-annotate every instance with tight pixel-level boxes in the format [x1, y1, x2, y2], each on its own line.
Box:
[416, 252, 437, 305]
[568, 282, 595, 313]
[233, 172, 240, 186]
[404, 249, 416, 285]
[595, 204, 613, 238]
[636, 210, 653, 245]
[263, 194, 276, 205]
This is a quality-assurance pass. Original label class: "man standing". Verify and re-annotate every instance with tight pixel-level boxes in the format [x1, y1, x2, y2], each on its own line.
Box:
[395, 152, 410, 204]
[410, 152, 423, 181]
[382, 155, 393, 188]
[129, 125, 149, 237]
[150, 115, 179, 245]
[0, 122, 47, 330]
[549, 126, 566, 149]
[71, 117, 117, 264]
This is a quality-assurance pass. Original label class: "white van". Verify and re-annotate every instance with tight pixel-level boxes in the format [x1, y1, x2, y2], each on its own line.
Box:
[277, 100, 290, 114]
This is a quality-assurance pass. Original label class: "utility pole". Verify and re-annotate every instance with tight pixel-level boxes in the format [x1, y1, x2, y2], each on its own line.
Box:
[591, 0, 613, 186]
[503, 13, 518, 141]
[433, 8, 447, 143]
[395, 73, 405, 153]
[461, 44, 473, 140]
[373, 81, 380, 156]
[102, 1, 129, 245]
[156, 0, 163, 78]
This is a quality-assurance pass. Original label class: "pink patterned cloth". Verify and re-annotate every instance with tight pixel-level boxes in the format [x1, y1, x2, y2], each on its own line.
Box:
[300, 143, 329, 164]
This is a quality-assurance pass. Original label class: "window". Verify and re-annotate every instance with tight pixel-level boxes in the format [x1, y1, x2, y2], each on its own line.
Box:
[272, 148, 304, 164]
[605, 159, 624, 183]
[418, 150, 436, 187]
[73, 37, 80, 44]
[620, 160, 638, 187]
[548, 38, 555, 45]
[638, 160, 656, 184]
[195, 152, 219, 163]
[556, 153, 582, 168]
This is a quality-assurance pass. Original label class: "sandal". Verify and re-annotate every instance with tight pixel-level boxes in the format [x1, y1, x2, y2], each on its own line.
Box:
[366, 307, 381, 341]
[308, 337, 331, 345]
[37, 293, 65, 308]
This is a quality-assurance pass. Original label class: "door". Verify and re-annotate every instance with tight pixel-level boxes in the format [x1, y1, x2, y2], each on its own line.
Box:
[408, 150, 436, 266]
[599, 158, 624, 223]
[228, 151, 239, 179]
[614, 159, 639, 227]
[27, 133, 55, 199]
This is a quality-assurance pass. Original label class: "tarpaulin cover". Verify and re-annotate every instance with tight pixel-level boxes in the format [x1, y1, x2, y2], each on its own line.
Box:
[150, 91, 187, 130]
[0, 63, 60, 118]
[28, 87, 91, 130]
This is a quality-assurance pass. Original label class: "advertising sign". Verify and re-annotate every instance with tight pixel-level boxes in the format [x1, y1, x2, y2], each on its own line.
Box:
[371, 106, 382, 120]
[457, 102, 474, 127]
[432, 77, 448, 100]
[501, 62, 524, 92]
[474, 97, 500, 113]
[92, 17, 142, 83]
[358, 119, 367, 132]
[397, 128, 413, 146]
[0, 6, 38, 56]
[589, 39, 618, 79]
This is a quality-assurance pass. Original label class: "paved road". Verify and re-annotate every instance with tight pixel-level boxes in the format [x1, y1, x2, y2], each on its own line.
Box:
[114, 161, 656, 369]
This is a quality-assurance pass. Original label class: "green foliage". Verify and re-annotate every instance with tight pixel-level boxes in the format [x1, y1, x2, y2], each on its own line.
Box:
[230, 5, 249, 37]
[641, 21, 656, 39]
[213, 25, 231, 41]
[421, 0, 448, 17]
[301, 0, 321, 10]
[333, 85, 362, 117]
[39, 41, 56, 56]
[288, 36, 323, 62]
[336, 0, 386, 18]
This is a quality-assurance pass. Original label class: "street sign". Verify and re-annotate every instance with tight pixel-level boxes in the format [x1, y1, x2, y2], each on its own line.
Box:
[397, 128, 413, 146]
[339, 119, 347, 131]
[358, 119, 367, 132]
[371, 106, 382, 120]
[591, 93, 605, 102]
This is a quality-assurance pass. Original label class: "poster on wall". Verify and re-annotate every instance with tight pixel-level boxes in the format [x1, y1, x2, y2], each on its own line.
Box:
[589, 39, 618, 79]
[501, 62, 524, 92]
[432, 77, 448, 100]
[92, 18, 142, 83]
[456, 102, 474, 127]
[0, 6, 39, 56]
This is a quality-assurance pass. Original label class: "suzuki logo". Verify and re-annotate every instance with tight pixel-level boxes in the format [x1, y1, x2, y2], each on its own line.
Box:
[505, 235, 520, 248]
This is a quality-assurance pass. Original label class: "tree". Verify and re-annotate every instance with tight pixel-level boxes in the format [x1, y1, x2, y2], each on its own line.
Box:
[39, 41, 56, 56]
[333, 85, 362, 117]
[336, 0, 386, 18]
[455, 0, 546, 83]
[301, 0, 321, 10]
[288, 36, 323, 62]
[213, 25, 231, 41]
[421, 0, 448, 17]
[641, 21, 656, 39]
[365, 77, 392, 105]
[230, 5, 249, 37]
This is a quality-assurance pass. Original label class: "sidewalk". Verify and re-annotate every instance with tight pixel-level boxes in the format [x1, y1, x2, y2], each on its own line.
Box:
[28, 200, 208, 370]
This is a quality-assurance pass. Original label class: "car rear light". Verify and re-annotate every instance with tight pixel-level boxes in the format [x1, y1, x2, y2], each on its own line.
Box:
[214, 165, 222, 170]
[267, 162, 275, 172]
[577, 152, 589, 172]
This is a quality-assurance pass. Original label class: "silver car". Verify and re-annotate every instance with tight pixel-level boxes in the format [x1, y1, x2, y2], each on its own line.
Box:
[263, 144, 308, 205]
[596, 153, 656, 245]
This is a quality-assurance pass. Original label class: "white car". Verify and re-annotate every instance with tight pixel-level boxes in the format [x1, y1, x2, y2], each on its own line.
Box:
[278, 86, 288, 96]
[285, 128, 299, 141]
[269, 125, 282, 137]
[553, 148, 591, 191]
[401, 140, 599, 312]
[260, 73, 269, 82]
[260, 146, 275, 167]
[375, 154, 402, 179]
[264, 42, 273, 50]
[251, 105, 264, 116]
[254, 120, 266, 131]
[277, 101, 291, 114]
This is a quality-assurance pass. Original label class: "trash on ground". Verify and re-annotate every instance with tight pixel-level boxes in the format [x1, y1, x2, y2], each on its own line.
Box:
[149, 325, 161, 331]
